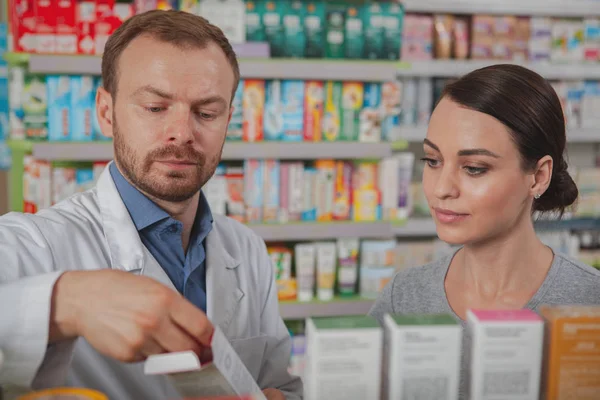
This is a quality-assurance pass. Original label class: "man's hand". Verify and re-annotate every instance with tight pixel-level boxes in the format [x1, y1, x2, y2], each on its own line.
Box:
[49, 269, 214, 362]
[262, 388, 286, 400]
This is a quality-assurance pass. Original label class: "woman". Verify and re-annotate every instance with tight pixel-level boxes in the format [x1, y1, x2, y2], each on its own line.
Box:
[369, 64, 600, 398]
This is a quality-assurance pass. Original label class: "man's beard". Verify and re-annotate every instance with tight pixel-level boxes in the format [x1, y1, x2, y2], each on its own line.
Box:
[112, 116, 222, 203]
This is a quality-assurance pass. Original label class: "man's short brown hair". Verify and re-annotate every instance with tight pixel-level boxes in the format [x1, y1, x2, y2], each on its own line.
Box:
[101, 10, 240, 101]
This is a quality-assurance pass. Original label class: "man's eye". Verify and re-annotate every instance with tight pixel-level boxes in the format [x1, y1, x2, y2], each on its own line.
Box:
[146, 107, 165, 113]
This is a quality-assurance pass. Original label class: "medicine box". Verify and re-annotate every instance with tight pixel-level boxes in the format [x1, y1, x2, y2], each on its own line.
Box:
[305, 316, 382, 400]
[467, 309, 544, 400]
[382, 314, 461, 400]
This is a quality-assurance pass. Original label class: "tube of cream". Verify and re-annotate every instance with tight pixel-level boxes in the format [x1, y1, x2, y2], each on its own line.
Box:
[295, 243, 316, 302]
[316, 242, 337, 301]
[336, 238, 360, 296]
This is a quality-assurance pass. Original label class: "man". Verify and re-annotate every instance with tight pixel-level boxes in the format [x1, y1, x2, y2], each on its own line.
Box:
[0, 10, 301, 400]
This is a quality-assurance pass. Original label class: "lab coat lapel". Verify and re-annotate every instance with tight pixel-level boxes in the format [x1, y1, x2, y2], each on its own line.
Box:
[205, 228, 243, 333]
[95, 163, 175, 291]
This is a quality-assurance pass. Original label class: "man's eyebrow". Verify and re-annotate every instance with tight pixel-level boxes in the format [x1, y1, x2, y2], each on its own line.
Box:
[192, 95, 228, 108]
[132, 85, 174, 100]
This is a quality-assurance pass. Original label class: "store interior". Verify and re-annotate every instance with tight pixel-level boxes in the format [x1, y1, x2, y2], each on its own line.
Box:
[1, 0, 600, 398]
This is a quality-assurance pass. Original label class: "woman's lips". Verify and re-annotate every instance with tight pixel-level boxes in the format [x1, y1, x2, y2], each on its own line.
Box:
[433, 208, 469, 224]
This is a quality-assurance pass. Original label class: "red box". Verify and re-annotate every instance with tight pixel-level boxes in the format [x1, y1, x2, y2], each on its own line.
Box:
[35, 0, 57, 53]
[10, 0, 37, 53]
[94, 0, 115, 55]
[113, 0, 135, 24]
[56, 0, 77, 53]
[77, 0, 96, 54]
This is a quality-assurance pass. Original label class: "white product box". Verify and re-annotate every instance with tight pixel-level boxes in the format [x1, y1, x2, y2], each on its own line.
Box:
[382, 314, 462, 400]
[305, 316, 382, 400]
[467, 309, 544, 400]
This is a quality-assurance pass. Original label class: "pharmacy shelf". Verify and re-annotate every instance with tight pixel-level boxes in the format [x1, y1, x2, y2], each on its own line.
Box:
[393, 219, 438, 237]
[248, 222, 393, 241]
[279, 297, 375, 319]
[396, 60, 600, 80]
[402, 0, 600, 17]
[10, 53, 401, 81]
[26, 141, 393, 161]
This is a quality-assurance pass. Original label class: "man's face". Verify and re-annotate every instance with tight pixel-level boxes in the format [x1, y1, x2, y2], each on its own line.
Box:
[97, 34, 235, 202]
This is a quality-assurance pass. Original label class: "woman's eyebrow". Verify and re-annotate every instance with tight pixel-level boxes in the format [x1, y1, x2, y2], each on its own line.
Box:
[424, 139, 501, 158]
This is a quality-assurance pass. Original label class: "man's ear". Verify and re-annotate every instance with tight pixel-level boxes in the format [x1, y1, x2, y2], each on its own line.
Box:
[96, 86, 114, 139]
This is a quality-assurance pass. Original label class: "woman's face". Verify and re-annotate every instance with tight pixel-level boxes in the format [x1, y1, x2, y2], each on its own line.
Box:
[423, 97, 534, 245]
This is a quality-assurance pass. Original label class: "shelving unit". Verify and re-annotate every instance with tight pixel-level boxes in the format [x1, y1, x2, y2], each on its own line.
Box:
[279, 297, 375, 319]
[402, 0, 600, 17]
[248, 221, 393, 241]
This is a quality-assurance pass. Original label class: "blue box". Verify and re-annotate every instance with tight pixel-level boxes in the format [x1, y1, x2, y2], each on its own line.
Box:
[263, 80, 284, 140]
[47, 75, 71, 142]
[282, 80, 304, 141]
[70, 76, 95, 141]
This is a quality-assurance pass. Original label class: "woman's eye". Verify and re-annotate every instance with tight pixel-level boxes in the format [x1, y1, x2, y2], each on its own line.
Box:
[465, 166, 487, 176]
[420, 157, 440, 168]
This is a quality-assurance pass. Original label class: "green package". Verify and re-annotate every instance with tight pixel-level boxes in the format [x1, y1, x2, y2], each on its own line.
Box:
[323, 81, 342, 142]
[345, 4, 364, 59]
[340, 82, 364, 141]
[325, 1, 346, 59]
[245, 0, 266, 42]
[304, 1, 326, 58]
[23, 73, 48, 140]
[263, 0, 286, 57]
[363, 2, 385, 60]
[382, 1, 404, 60]
[284, 0, 306, 58]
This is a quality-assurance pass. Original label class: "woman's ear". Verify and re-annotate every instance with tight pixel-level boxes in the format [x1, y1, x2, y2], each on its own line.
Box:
[96, 86, 114, 139]
[531, 155, 553, 198]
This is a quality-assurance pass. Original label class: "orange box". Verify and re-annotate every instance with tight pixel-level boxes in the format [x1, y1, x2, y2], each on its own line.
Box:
[540, 305, 600, 400]
[303, 80, 324, 141]
[242, 80, 265, 142]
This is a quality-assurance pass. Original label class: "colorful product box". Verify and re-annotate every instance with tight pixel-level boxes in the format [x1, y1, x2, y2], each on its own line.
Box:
[94, 0, 116, 55]
[204, 165, 227, 216]
[245, 0, 266, 42]
[325, 1, 345, 59]
[323, 81, 342, 142]
[582, 81, 600, 129]
[52, 165, 76, 205]
[282, 80, 304, 141]
[315, 160, 335, 222]
[55, 0, 77, 54]
[47, 75, 71, 141]
[262, 160, 280, 223]
[340, 82, 363, 141]
[382, 314, 461, 400]
[263, 80, 284, 141]
[23, 156, 51, 213]
[301, 167, 317, 221]
[279, 162, 291, 223]
[268, 246, 296, 301]
[359, 83, 382, 143]
[178, 0, 198, 13]
[303, 81, 324, 142]
[263, 0, 285, 57]
[336, 237, 359, 296]
[344, 4, 363, 59]
[305, 316, 382, 400]
[24, 73, 48, 140]
[540, 305, 600, 400]
[244, 159, 263, 223]
[9, 66, 26, 140]
[225, 166, 246, 223]
[242, 80, 265, 142]
[35, 0, 57, 54]
[288, 162, 304, 221]
[363, 2, 384, 60]
[381, 81, 402, 142]
[378, 157, 399, 221]
[382, 2, 403, 61]
[304, 1, 326, 58]
[401, 14, 434, 60]
[584, 18, 600, 61]
[529, 17, 553, 61]
[10, 0, 37, 53]
[197, 0, 246, 45]
[77, 0, 96, 55]
[352, 189, 380, 221]
[283, 0, 306, 58]
[70, 76, 95, 141]
[552, 19, 584, 62]
[227, 79, 244, 141]
[332, 161, 352, 221]
[467, 309, 544, 400]
[295, 243, 316, 302]
[76, 167, 95, 192]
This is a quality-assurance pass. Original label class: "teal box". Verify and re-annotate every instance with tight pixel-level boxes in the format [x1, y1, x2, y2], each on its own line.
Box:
[227, 79, 244, 141]
[70, 76, 95, 141]
[284, 0, 306, 58]
[325, 1, 346, 59]
[382, 2, 404, 60]
[47, 75, 72, 142]
[282, 80, 304, 141]
[264, 80, 284, 140]
[363, 2, 385, 60]
[345, 4, 364, 59]
[245, 0, 266, 42]
[304, 1, 326, 58]
[263, 0, 286, 57]
[76, 168, 95, 192]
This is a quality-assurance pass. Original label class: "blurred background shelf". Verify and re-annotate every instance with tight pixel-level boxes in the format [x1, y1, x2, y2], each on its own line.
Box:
[401, 0, 600, 17]
[279, 297, 375, 319]
[247, 222, 393, 241]
[393, 219, 438, 237]
[19, 141, 393, 161]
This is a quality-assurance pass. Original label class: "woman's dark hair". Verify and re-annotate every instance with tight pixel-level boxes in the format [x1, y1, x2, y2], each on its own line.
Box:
[441, 64, 578, 215]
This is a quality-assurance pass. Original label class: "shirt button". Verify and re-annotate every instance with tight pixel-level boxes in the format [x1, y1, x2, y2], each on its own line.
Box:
[168, 225, 178, 233]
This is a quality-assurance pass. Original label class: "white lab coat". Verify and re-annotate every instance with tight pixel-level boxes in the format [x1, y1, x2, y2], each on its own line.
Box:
[0, 164, 303, 399]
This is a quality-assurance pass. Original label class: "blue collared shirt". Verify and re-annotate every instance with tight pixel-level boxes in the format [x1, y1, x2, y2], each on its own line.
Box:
[110, 163, 213, 312]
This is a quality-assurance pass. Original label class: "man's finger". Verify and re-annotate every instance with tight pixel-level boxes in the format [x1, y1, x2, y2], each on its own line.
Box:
[154, 320, 204, 355]
[169, 297, 214, 347]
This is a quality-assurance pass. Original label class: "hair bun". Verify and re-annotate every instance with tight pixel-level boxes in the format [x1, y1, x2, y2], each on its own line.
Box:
[534, 164, 578, 213]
